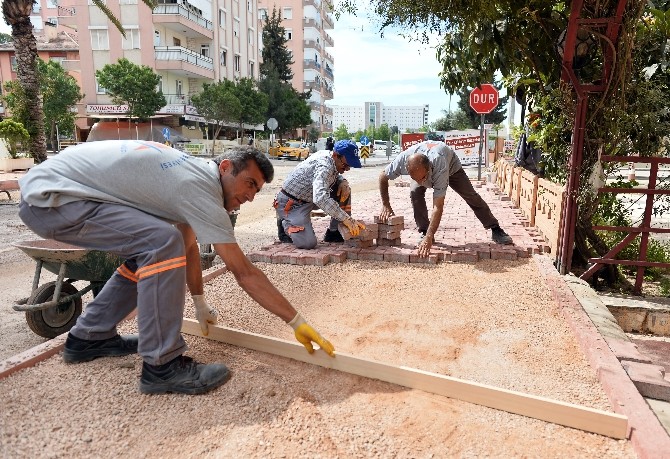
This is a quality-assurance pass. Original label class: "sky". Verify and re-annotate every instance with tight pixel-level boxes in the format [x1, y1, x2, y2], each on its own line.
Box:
[327, 11, 457, 124]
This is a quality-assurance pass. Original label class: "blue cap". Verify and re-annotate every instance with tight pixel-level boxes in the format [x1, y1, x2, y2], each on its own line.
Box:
[333, 140, 362, 168]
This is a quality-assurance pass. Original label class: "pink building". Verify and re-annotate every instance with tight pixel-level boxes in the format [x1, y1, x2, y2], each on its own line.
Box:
[0, 0, 265, 142]
[257, 0, 335, 135]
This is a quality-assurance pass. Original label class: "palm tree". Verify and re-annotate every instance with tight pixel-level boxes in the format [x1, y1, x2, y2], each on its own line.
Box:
[2, 0, 157, 162]
[2, 0, 47, 162]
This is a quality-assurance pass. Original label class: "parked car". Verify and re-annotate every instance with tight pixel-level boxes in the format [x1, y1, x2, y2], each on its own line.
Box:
[268, 140, 311, 161]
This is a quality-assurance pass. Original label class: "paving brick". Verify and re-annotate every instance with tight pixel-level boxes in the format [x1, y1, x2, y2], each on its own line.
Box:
[358, 249, 385, 261]
[622, 360, 670, 401]
[300, 253, 330, 266]
[409, 254, 439, 264]
[383, 251, 411, 263]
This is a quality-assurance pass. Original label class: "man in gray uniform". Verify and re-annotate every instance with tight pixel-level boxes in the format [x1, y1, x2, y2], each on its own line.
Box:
[18, 140, 335, 395]
[275, 140, 366, 248]
[378, 140, 513, 257]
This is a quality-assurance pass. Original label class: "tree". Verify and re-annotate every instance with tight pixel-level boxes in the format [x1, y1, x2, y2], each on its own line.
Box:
[38, 59, 84, 151]
[0, 32, 11, 44]
[2, 0, 47, 162]
[228, 77, 268, 138]
[307, 126, 321, 143]
[95, 58, 166, 121]
[377, 123, 391, 141]
[190, 81, 242, 151]
[261, 8, 294, 83]
[0, 118, 29, 158]
[333, 124, 350, 140]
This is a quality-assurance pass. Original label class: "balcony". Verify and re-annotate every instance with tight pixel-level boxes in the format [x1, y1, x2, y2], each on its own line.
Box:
[303, 39, 321, 51]
[322, 12, 334, 30]
[154, 46, 215, 79]
[303, 0, 321, 8]
[61, 60, 81, 72]
[303, 18, 321, 31]
[324, 65, 333, 78]
[323, 32, 334, 47]
[304, 81, 321, 91]
[303, 59, 321, 71]
[324, 106, 333, 116]
[153, 3, 214, 40]
[56, 5, 77, 29]
[323, 86, 333, 99]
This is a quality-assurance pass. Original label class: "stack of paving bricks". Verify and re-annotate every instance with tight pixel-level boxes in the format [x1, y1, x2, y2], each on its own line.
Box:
[339, 221, 378, 249]
[246, 184, 542, 267]
[375, 215, 404, 247]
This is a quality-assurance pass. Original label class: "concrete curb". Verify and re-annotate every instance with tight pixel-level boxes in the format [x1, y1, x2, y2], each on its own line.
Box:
[534, 255, 670, 458]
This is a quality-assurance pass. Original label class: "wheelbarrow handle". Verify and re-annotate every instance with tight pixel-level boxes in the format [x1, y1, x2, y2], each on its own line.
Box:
[13, 281, 102, 312]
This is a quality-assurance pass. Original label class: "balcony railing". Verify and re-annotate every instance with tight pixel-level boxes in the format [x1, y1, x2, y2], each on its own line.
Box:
[303, 39, 322, 51]
[57, 5, 75, 16]
[154, 46, 214, 70]
[322, 12, 334, 29]
[303, 59, 321, 70]
[324, 32, 334, 47]
[324, 66, 333, 78]
[153, 4, 213, 31]
[303, 18, 321, 31]
[304, 81, 321, 91]
[303, 0, 321, 8]
[163, 93, 192, 105]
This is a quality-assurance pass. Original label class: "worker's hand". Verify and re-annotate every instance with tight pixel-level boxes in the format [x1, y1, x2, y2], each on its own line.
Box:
[378, 205, 395, 223]
[192, 294, 218, 336]
[342, 218, 366, 237]
[336, 179, 351, 203]
[288, 313, 335, 357]
[417, 234, 433, 258]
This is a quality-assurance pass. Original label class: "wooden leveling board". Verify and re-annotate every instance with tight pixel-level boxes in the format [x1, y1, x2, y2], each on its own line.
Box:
[182, 319, 628, 439]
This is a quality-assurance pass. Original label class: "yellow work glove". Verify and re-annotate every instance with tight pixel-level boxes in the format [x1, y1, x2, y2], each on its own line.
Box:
[342, 217, 366, 237]
[288, 313, 335, 357]
[336, 179, 351, 203]
[192, 294, 218, 336]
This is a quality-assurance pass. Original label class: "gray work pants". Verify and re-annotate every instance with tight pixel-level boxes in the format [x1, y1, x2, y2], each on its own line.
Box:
[19, 200, 187, 365]
[276, 176, 350, 249]
[410, 167, 499, 232]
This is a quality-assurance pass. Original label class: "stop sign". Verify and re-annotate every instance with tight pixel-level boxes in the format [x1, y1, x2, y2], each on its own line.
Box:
[469, 84, 499, 114]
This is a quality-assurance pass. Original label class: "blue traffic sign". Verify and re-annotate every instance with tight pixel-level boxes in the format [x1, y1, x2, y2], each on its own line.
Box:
[360, 136, 369, 145]
[162, 127, 170, 140]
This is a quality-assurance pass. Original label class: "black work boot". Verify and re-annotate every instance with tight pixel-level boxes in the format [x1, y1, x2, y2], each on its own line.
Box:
[491, 225, 513, 245]
[139, 355, 231, 395]
[277, 218, 293, 243]
[323, 228, 344, 243]
[63, 333, 138, 363]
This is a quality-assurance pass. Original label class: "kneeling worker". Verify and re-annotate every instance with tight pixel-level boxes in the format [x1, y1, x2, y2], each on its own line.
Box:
[378, 140, 513, 257]
[276, 140, 366, 248]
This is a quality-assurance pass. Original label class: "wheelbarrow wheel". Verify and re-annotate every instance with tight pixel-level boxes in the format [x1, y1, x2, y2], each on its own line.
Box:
[25, 281, 82, 339]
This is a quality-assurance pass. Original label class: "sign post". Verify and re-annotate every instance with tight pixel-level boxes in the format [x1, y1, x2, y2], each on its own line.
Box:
[266, 118, 278, 155]
[469, 84, 499, 180]
[359, 136, 370, 165]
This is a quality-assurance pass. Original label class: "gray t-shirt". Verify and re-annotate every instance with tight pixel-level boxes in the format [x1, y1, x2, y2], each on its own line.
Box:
[384, 141, 462, 198]
[19, 140, 235, 245]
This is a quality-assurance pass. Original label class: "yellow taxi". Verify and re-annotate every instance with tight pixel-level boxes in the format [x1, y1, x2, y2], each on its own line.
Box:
[268, 140, 310, 161]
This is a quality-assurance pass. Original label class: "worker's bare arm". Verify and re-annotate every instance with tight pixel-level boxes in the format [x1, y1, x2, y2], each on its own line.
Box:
[417, 196, 445, 257]
[378, 170, 394, 222]
[177, 224, 204, 295]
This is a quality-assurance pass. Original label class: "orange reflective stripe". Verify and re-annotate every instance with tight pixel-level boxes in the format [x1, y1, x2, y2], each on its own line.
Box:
[340, 205, 351, 212]
[287, 225, 305, 234]
[136, 256, 186, 279]
[116, 264, 139, 283]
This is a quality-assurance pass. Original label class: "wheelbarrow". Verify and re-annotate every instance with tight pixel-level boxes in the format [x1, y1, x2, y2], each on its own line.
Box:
[13, 239, 124, 339]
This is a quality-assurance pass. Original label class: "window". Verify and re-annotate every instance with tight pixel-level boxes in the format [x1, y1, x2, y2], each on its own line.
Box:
[156, 75, 163, 93]
[200, 44, 210, 58]
[119, 0, 138, 4]
[90, 28, 109, 50]
[248, 28, 253, 45]
[234, 55, 240, 72]
[249, 61, 254, 75]
[153, 29, 160, 46]
[285, 29, 292, 40]
[10, 56, 17, 72]
[219, 9, 226, 28]
[122, 28, 140, 49]
[247, 0, 252, 13]
[45, 17, 58, 27]
[282, 7, 292, 19]
[221, 49, 227, 66]
[233, 19, 239, 37]
[176, 80, 183, 96]
[258, 8, 267, 20]
[96, 79, 107, 94]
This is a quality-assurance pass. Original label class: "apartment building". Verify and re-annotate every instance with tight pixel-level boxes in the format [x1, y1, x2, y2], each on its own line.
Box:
[257, 0, 335, 136]
[331, 102, 430, 133]
[0, 0, 263, 141]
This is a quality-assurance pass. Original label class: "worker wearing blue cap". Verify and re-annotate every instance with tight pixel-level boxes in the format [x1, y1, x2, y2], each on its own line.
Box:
[274, 139, 366, 248]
